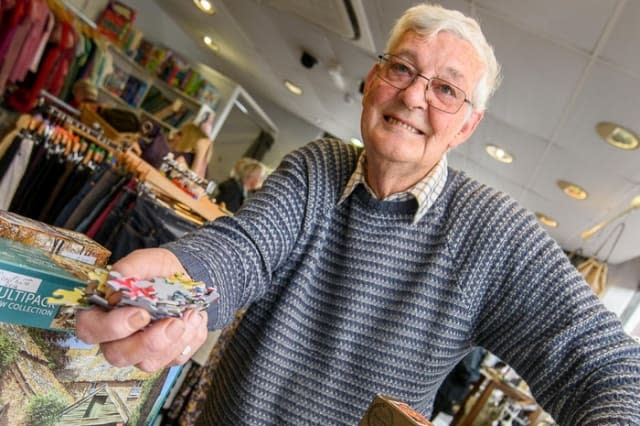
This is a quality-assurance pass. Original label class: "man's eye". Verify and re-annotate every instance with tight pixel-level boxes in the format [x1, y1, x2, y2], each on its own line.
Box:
[434, 81, 457, 98]
[389, 61, 413, 76]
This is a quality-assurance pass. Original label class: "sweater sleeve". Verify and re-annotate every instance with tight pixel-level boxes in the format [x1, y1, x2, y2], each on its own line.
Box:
[467, 194, 640, 425]
[163, 144, 313, 329]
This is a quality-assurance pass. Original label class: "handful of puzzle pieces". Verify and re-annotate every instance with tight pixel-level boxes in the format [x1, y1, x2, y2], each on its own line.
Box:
[47, 267, 219, 321]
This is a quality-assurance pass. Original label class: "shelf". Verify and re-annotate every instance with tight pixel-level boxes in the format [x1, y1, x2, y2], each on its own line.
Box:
[99, 88, 178, 133]
[107, 44, 202, 109]
[137, 109, 177, 133]
[98, 87, 133, 108]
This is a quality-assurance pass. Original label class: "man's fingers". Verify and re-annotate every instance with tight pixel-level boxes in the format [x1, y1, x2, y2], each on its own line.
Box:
[135, 310, 208, 371]
[76, 307, 151, 344]
[77, 306, 208, 372]
[101, 317, 183, 368]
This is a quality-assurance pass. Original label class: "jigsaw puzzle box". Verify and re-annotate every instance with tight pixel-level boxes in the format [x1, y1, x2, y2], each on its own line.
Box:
[0, 221, 182, 425]
[0, 210, 111, 267]
[0, 237, 91, 331]
[0, 322, 181, 426]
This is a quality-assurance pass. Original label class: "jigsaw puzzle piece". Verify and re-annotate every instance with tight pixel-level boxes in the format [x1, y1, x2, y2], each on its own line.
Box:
[47, 288, 86, 306]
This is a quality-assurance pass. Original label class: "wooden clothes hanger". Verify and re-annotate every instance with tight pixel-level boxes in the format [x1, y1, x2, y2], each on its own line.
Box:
[120, 150, 225, 221]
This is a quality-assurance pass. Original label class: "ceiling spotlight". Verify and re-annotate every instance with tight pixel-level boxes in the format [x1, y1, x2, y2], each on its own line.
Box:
[535, 212, 558, 228]
[284, 80, 303, 95]
[485, 144, 513, 163]
[557, 180, 588, 200]
[194, 0, 216, 14]
[596, 122, 639, 150]
[203, 35, 218, 51]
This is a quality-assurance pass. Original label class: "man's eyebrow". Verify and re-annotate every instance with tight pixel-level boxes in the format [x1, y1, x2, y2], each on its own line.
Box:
[440, 66, 465, 84]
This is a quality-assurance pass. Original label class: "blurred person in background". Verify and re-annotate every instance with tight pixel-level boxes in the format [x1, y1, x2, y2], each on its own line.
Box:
[168, 123, 212, 178]
[214, 157, 267, 213]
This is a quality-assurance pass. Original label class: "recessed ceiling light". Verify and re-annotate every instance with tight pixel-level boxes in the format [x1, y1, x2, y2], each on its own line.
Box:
[557, 180, 588, 200]
[485, 144, 513, 163]
[350, 137, 363, 147]
[193, 0, 216, 14]
[203, 35, 218, 51]
[596, 122, 639, 150]
[284, 80, 303, 95]
[535, 212, 558, 228]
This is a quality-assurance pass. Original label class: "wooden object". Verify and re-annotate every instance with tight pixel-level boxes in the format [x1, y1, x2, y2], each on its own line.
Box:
[452, 369, 542, 426]
[121, 151, 225, 221]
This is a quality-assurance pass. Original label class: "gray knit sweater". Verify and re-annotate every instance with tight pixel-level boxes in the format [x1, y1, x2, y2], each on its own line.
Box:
[166, 138, 640, 425]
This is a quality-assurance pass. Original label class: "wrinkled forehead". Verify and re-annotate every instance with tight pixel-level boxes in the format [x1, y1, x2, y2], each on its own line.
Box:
[391, 30, 484, 88]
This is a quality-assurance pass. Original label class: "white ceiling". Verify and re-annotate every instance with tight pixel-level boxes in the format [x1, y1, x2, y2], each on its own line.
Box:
[150, 0, 640, 264]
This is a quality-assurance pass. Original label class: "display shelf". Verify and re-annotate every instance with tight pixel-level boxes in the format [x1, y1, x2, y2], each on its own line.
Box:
[99, 87, 179, 135]
[98, 86, 133, 108]
[107, 44, 201, 110]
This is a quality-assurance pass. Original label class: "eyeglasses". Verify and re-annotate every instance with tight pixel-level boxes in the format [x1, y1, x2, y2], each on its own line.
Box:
[376, 54, 472, 114]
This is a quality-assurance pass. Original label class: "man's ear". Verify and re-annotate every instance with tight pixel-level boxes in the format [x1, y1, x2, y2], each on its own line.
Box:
[361, 65, 378, 105]
[449, 110, 484, 149]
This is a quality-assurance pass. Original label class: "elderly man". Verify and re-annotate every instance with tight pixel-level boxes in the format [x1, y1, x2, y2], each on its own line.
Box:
[77, 3, 640, 425]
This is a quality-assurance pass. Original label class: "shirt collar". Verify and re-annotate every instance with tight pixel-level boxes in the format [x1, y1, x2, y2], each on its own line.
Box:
[338, 151, 448, 223]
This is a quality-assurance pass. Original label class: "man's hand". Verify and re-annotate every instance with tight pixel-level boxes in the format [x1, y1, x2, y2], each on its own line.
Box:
[75, 248, 209, 372]
[76, 306, 208, 372]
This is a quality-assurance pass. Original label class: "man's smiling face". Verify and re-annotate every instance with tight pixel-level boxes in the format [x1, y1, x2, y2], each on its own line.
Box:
[360, 30, 484, 177]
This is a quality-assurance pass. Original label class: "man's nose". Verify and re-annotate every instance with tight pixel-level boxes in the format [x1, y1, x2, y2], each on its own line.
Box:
[399, 76, 429, 110]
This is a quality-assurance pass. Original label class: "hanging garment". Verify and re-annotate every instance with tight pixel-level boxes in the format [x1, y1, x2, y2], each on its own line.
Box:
[0, 133, 22, 178]
[86, 179, 136, 239]
[7, 19, 77, 112]
[61, 166, 123, 229]
[0, 0, 28, 95]
[93, 184, 138, 246]
[8, 0, 50, 84]
[38, 146, 86, 222]
[28, 9, 55, 73]
[74, 173, 130, 233]
[43, 163, 92, 223]
[53, 162, 110, 227]
[105, 193, 198, 262]
[7, 135, 47, 214]
[0, 134, 34, 209]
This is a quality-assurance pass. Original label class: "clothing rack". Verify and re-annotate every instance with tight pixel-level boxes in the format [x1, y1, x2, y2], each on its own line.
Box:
[160, 154, 217, 194]
[121, 150, 225, 221]
[43, 103, 123, 154]
[39, 98, 225, 221]
[41, 90, 80, 117]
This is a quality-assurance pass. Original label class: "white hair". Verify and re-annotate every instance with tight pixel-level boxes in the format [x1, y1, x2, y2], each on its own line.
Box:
[386, 3, 502, 112]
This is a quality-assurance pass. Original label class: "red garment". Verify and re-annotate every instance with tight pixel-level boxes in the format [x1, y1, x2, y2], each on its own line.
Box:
[7, 19, 76, 112]
[10, 0, 50, 83]
[0, 0, 27, 94]
[85, 179, 137, 238]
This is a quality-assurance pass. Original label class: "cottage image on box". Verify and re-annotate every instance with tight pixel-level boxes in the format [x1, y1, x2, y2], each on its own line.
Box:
[0, 324, 171, 425]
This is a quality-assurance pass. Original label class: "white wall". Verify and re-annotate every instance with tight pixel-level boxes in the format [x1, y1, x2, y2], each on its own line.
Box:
[252, 94, 324, 169]
[602, 257, 640, 336]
